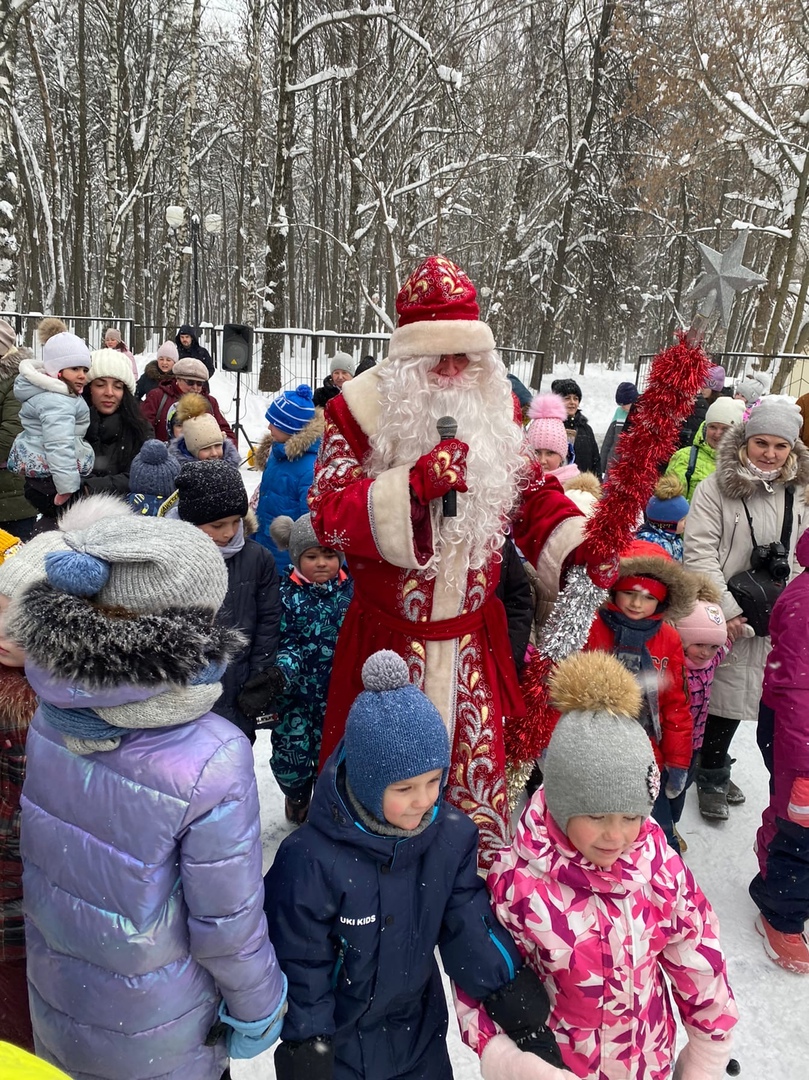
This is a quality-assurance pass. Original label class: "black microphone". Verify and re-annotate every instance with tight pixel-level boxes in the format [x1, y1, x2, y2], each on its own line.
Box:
[436, 415, 458, 517]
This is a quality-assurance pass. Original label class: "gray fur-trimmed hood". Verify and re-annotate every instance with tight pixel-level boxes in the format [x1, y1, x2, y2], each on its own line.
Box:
[8, 582, 247, 690]
[616, 552, 698, 623]
[715, 422, 809, 500]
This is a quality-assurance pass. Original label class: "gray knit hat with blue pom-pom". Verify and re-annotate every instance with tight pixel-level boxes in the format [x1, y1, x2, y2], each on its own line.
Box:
[44, 513, 229, 614]
[344, 650, 450, 819]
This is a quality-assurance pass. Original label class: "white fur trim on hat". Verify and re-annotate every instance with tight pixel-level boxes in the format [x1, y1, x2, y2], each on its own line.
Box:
[87, 348, 136, 395]
[387, 319, 495, 361]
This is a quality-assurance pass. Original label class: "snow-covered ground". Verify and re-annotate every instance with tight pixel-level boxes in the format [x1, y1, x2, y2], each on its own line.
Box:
[131, 352, 807, 1079]
[234, 723, 808, 1080]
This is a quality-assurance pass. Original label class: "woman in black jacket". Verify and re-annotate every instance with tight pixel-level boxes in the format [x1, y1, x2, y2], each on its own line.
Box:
[550, 378, 601, 479]
[82, 349, 150, 495]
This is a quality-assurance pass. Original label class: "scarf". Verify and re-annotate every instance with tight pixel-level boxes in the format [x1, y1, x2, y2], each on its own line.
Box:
[220, 519, 246, 561]
[598, 604, 664, 744]
[39, 658, 228, 755]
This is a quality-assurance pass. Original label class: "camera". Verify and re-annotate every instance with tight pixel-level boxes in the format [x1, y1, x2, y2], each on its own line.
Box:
[751, 541, 791, 582]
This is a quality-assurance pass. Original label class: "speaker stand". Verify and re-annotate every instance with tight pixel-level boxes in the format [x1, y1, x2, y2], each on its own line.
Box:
[233, 371, 255, 457]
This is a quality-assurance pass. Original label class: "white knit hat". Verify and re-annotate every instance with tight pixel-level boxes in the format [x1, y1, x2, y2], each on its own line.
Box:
[87, 348, 136, 395]
[704, 397, 745, 427]
[42, 331, 91, 377]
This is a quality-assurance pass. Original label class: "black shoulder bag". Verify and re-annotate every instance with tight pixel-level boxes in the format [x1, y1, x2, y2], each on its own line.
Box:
[726, 486, 794, 637]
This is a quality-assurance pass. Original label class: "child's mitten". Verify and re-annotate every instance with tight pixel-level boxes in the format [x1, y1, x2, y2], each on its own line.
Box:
[274, 1036, 334, 1080]
[787, 777, 809, 826]
[673, 1031, 733, 1080]
[216, 979, 287, 1060]
[665, 767, 689, 799]
[237, 666, 287, 720]
[482, 966, 565, 1068]
[480, 1034, 569, 1079]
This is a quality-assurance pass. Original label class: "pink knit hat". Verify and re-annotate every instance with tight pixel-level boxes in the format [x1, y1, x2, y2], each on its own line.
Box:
[675, 600, 727, 650]
[526, 393, 569, 459]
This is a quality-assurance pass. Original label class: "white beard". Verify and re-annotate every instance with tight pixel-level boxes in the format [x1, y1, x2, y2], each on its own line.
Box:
[366, 353, 527, 585]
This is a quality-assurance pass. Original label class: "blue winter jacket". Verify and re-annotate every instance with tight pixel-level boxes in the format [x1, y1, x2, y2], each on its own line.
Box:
[8, 357, 94, 494]
[21, 684, 283, 1080]
[254, 414, 324, 569]
[265, 746, 522, 1080]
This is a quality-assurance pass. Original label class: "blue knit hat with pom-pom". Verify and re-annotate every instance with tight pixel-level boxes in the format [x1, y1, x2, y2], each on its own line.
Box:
[265, 384, 315, 434]
[129, 439, 181, 496]
[344, 650, 450, 820]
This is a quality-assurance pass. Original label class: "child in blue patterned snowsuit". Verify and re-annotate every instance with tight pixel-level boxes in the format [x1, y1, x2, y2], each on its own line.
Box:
[269, 512, 353, 823]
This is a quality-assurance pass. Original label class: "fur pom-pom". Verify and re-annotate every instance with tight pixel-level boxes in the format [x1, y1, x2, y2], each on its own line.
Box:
[528, 393, 568, 423]
[57, 493, 132, 532]
[45, 549, 110, 596]
[137, 440, 170, 466]
[564, 471, 602, 498]
[269, 515, 294, 551]
[652, 473, 685, 501]
[549, 651, 641, 720]
[691, 571, 722, 603]
[362, 650, 409, 692]
[174, 392, 212, 425]
[38, 317, 68, 345]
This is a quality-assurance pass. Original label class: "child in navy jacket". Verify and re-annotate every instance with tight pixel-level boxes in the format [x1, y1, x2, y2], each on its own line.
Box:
[265, 650, 564, 1080]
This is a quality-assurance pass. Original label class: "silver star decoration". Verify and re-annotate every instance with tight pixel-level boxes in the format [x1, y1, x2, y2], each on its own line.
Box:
[687, 231, 767, 326]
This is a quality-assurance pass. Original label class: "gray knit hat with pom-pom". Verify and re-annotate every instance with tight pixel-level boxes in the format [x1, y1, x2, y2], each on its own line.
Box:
[269, 513, 320, 570]
[543, 651, 659, 835]
[344, 650, 450, 819]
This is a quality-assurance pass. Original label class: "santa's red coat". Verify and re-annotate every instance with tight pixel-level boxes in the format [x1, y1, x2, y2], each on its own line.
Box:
[310, 367, 585, 861]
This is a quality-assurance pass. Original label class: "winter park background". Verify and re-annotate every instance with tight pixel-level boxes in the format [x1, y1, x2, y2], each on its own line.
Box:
[4, 0, 809, 1072]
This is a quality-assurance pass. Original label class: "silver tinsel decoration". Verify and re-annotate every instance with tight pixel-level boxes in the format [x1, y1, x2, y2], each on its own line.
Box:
[538, 565, 607, 663]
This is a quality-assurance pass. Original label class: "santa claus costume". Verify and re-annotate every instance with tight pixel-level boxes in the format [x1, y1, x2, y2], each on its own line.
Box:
[310, 255, 602, 862]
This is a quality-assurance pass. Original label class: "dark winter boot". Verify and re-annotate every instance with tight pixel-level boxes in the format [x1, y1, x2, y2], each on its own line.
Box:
[695, 762, 731, 821]
[726, 756, 746, 805]
[284, 781, 313, 826]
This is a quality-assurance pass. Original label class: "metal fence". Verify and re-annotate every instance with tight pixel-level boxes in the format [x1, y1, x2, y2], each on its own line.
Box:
[635, 350, 806, 393]
[1, 311, 544, 393]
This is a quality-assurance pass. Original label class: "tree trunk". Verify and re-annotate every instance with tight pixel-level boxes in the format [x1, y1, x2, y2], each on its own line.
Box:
[0, 0, 38, 309]
[537, 0, 616, 366]
[260, 0, 298, 392]
[167, 0, 203, 329]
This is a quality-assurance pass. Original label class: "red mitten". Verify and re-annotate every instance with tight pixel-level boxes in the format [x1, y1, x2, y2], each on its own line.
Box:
[565, 538, 619, 589]
[409, 439, 469, 505]
[787, 777, 809, 827]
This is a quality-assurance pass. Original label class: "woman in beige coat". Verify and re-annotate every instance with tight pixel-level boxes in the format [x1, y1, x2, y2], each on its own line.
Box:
[683, 397, 809, 820]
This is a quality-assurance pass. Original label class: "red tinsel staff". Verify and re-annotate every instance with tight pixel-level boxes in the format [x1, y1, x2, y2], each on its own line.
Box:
[508, 331, 710, 764]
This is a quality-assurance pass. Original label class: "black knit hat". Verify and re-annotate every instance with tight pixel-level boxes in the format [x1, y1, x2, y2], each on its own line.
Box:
[551, 378, 583, 401]
[176, 460, 248, 525]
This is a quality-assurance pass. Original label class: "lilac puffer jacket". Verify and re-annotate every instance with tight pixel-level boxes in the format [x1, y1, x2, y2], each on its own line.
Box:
[21, 694, 283, 1080]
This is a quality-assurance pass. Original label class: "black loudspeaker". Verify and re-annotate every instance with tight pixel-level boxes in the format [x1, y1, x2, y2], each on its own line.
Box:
[222, 323, 253, 373]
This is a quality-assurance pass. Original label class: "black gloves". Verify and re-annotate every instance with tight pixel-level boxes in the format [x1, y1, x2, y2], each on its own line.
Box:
[483, 966, 567, 1069]
[274, 1037, 334, 1080]
[237, 666, 287, 721]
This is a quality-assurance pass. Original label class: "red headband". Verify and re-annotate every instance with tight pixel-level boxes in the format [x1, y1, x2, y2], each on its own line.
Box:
[614, 575, 668, 603]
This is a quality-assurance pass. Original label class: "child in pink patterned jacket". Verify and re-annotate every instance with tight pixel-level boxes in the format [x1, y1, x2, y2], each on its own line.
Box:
[456, 651, 737, 1080]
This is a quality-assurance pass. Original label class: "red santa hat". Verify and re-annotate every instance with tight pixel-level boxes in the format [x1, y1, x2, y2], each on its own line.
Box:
[387, 255, 495, 360]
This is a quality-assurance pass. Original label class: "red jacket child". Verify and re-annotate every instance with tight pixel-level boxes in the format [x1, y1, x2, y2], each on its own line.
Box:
[585, 542, 695, 774]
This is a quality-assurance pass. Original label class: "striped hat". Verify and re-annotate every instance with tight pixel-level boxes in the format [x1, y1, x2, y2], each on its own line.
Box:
[265, 384, 315, 435]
